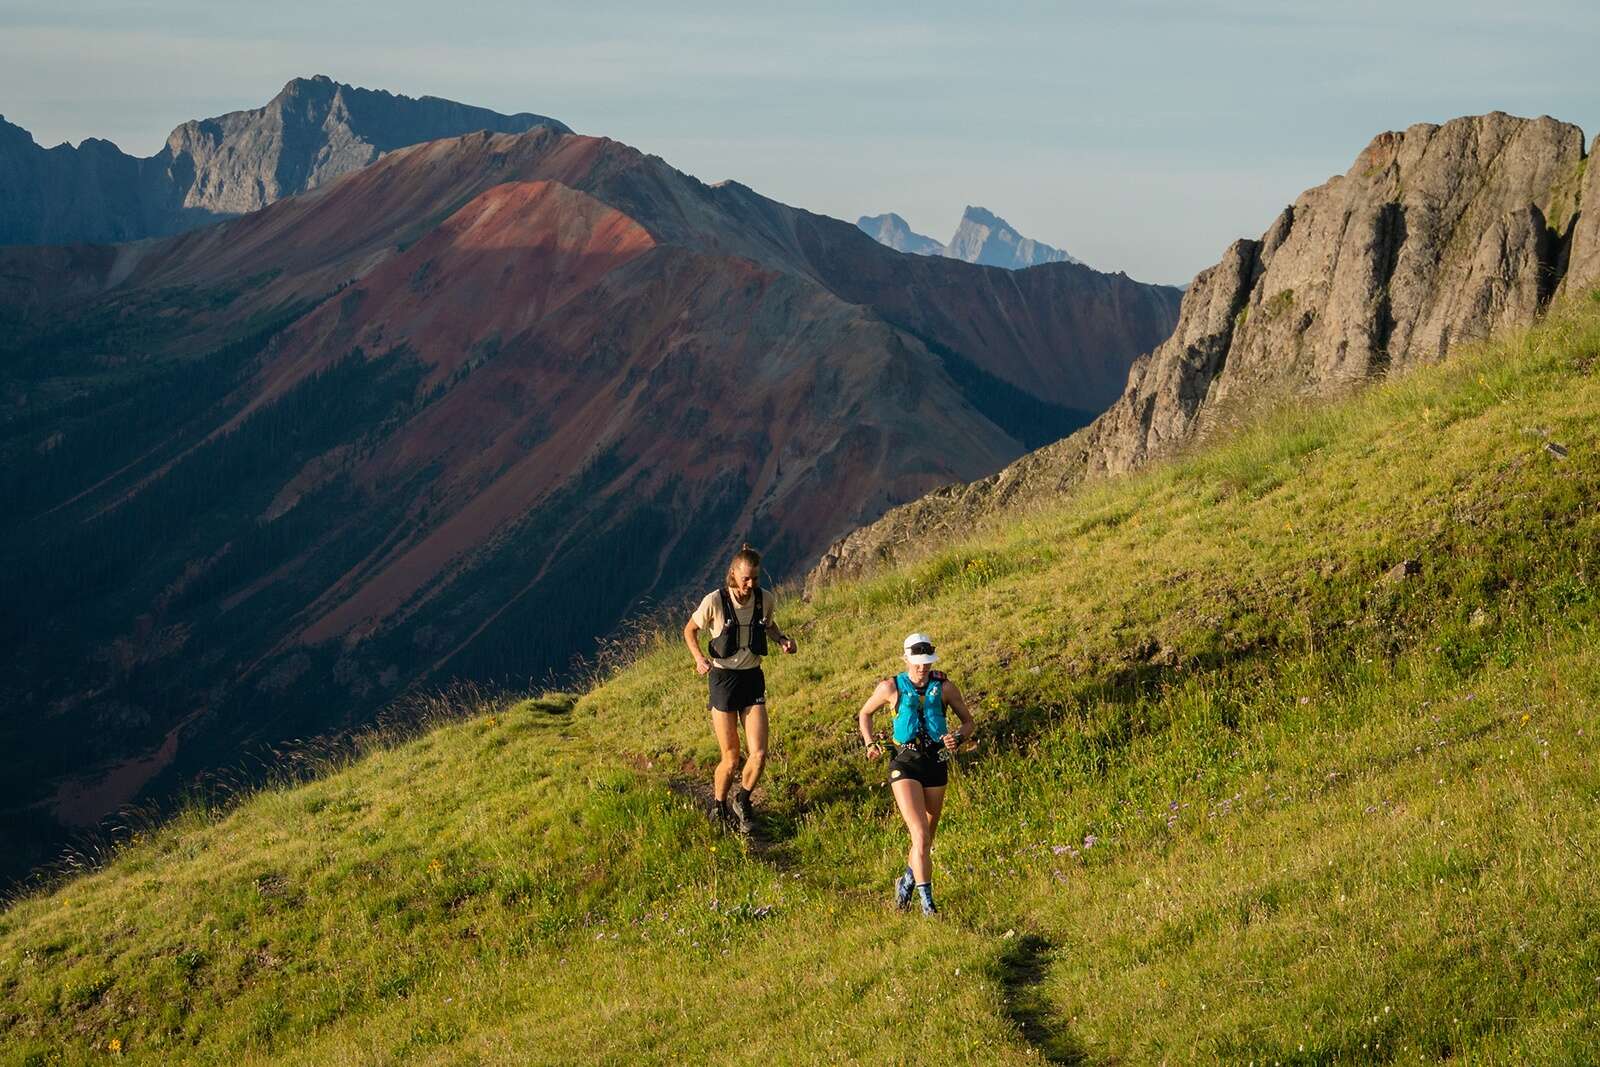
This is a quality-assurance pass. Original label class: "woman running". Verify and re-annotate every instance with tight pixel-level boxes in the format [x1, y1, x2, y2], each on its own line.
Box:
[858, 632, 976, 915]
[683, 544, 797, 833]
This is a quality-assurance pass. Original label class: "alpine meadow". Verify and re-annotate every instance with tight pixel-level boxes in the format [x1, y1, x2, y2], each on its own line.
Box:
[4, 285, 1599, 1063]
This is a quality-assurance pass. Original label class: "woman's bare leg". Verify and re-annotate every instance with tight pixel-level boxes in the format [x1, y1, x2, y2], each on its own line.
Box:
[923, 785, 947, 841]
[891, 779, 934, 883]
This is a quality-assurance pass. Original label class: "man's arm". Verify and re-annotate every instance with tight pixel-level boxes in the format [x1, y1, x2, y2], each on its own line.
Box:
[762, 616, 797, 654]
[683, 619, 710, 675]
[761, 592, 797, 654]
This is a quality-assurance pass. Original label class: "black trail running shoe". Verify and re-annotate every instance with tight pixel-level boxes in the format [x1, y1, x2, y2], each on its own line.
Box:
[730, 787, 755, 834]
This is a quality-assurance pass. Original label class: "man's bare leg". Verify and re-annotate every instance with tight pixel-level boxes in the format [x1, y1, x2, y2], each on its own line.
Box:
[739, 704, 769, 791]
[710, 709, 742, 803]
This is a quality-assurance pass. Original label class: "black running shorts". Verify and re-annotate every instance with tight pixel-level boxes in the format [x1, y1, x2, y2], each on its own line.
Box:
[708, 666, 766, 712]
[887, 743, 948, 789]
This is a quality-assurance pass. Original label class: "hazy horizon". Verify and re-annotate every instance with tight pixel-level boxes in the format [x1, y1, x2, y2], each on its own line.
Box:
[3, 1, 1597, 286]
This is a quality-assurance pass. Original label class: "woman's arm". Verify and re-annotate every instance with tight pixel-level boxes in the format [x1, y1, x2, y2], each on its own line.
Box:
[942, 681, 977, 748]
[857, 679, 896, 758]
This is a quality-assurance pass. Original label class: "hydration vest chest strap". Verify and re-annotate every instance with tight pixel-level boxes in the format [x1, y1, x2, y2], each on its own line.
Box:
[710, 586, 766, 659]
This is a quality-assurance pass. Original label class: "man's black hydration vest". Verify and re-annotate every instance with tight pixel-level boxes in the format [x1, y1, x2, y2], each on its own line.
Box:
[708, 587, 767, 659]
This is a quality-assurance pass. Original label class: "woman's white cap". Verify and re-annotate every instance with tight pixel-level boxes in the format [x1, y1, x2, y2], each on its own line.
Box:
[903, 632, 938, 664]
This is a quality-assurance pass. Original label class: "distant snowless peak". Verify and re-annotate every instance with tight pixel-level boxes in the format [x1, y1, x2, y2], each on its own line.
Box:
[857, 205, 1084, 270]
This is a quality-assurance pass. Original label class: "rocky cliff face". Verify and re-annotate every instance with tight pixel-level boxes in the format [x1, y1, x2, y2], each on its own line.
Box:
[856, 204, 1084, 269]
[1565, 134, 1600, 298]
[0, 76, 568, 245]
[811, 112, 1600, 591]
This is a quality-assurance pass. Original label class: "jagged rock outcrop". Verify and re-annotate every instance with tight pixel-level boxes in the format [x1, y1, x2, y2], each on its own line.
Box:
[1086, 112, 1590, 476]
[856, 204, 1084, 269]
[1563, 136, 1600, 296]
[857, 212, 943, 256]
[0, 76, 568, 246]
[810, 112, 1600, 593]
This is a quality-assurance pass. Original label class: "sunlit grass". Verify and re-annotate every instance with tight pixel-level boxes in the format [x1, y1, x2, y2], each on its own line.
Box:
[3, 294, 1600, 1063]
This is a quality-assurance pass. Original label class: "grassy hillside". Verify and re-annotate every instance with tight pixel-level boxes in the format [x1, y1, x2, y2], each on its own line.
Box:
[4, 293, 1600, 1064]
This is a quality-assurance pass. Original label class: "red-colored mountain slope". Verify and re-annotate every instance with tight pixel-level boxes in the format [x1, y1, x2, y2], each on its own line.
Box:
[0, 125, 1178, 887]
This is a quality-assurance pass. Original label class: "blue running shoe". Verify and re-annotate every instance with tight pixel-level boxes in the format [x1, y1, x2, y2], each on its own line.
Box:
[916, 883, 938, 916]
[894, 867, 914, 911]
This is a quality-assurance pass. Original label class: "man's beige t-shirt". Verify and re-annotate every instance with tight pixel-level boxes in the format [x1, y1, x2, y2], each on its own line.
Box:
[691, 586, 776, 670]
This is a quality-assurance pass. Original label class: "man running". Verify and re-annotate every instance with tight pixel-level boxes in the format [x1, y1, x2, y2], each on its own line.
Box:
[858, 632, 975, 915]
[683, 544, 797, 833]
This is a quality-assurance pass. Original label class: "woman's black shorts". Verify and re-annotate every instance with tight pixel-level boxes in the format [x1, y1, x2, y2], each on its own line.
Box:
[707, 666, 766, 712]
[888, 742, 948, 789]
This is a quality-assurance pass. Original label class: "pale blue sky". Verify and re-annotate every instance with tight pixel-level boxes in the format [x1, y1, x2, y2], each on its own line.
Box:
[3, 1, 1596, 284]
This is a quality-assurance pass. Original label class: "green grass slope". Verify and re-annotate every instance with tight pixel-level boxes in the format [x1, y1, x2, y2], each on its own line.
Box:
[5, 295, 1600, 1064]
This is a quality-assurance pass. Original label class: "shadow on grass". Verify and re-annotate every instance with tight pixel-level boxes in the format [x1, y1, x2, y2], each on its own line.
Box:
[664, 774, 799, 871]
[977, 642, 1267, 765]
[993, 932, 1089, 1064]
[4, 683, 546, 906]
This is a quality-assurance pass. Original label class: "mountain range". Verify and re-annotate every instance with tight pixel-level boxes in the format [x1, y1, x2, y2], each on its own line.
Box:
[0, 75, 570, 246]
[0, 82, 1180, 887]
[857, 205, 1084, 269]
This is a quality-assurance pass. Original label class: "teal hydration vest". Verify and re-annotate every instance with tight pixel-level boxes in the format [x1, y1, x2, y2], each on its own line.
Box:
[892, 671, 948, 745]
